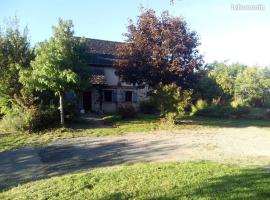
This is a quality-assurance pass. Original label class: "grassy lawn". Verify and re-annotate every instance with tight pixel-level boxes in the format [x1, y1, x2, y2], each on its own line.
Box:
[1, 114, 270, 152]
[0, 161, 269, 200]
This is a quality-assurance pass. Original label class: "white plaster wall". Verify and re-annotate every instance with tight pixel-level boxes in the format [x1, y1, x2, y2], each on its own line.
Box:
[88, 66, 149, 113]
[103, 67, 119, 86]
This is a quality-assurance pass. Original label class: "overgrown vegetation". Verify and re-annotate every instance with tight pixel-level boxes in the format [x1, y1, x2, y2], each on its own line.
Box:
[0, 18, 90, 132]
[1, 161, 269, 200]
[1, 10, 270, 131]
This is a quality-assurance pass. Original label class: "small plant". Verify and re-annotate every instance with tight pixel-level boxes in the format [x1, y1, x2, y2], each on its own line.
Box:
[117, 105, 137, 119]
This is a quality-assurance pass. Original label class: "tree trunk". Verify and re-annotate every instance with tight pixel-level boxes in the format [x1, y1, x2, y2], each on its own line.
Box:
[59, 92, 65, 126]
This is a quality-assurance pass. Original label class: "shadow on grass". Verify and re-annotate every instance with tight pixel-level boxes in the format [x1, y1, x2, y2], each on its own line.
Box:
[97, 168, 270, 200]
[192, 168, 270, 200]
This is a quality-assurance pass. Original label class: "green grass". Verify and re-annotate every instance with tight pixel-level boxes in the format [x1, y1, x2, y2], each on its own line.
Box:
[1, 114, 270, 152]
[188, 116, 270, 128]
[0, 161, 269, 200]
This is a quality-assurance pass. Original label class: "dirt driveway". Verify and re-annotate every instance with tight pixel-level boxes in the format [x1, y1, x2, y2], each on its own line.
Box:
[1, 126, 270, 190]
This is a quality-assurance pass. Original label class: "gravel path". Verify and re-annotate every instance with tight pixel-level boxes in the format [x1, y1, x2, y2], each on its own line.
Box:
[1, 127, 270, 190]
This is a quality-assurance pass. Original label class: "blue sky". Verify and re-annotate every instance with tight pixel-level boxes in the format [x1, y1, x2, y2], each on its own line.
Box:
[1, 0, 270, 66]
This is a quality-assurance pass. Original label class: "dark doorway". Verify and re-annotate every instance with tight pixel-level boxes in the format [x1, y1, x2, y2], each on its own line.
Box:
[83, 92, 92, 111]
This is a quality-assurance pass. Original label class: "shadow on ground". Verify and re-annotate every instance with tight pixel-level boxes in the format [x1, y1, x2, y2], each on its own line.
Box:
[0, 138, 180, 191]
[96, 168, 270, 200]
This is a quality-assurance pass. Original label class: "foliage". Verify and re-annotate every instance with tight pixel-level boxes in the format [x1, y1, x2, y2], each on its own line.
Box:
[117, 105, 137, 119]
[1, 162, 269, 200]
[191, 103, 250, 119]
[208, 62, 246, 98]
[151, 83, 192, 118]
[163, 112, 178, 125]
[0, 105, 59, 132]
[190, 99, 208, 116]
[116, 9, 202, 88]
[193, 67, 223, 102]
[0, 17, 35, 115]
[20, 18, 90, 125]
[139, 100, 158, 114]
[234, 67, 270, 107]
[195, 62, 270, 108]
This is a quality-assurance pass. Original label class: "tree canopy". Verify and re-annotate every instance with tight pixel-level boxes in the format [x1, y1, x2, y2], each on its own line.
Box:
[116, 9, 202, 89]
[20, 18, 90, 125]
[0, 17, 34, 114]
[208, 62, 246, 97]
[235, 67, 270, 107]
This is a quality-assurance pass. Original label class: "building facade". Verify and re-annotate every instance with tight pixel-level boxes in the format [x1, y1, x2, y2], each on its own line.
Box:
[81, 38, 148, 113]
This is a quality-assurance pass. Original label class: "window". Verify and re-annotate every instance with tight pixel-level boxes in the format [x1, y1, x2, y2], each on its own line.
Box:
[104, 90, 112, 102]
[125, 91, 132, 102]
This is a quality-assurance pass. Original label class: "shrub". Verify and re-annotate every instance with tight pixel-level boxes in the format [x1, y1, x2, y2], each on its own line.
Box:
[151, 83, 192, 117]
[231, 106, 250, 118]
[139, 100, 158, 114]
[190, 99, 208, 116]
[29, 106, 59, 131]
[0, 105, 59, 132]
[191, 104, 232, 118]
[117, 105, 137, 119]
[163, 112, 178, 125]
[191, 103, 250, 119]
[0, 109, 27, 132]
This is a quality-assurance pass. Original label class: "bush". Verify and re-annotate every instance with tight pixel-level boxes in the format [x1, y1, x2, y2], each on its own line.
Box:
[197, 105, 233, 118]
[0, 105, 59, 132]
[29, 106, 59, 131]
[151, 83, 192, 117]
[190, 99, 208, 116]
[163, 112, 178, 125]
[117, 105, 137, 119]
[231, 106, 250, 118]
[139, 100, 158, 114]
[191, 103, 250, 119]
[0, 109, 28, 132]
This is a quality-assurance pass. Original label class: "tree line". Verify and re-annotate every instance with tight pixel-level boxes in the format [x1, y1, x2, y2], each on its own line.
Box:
[0, 9, 269, 132]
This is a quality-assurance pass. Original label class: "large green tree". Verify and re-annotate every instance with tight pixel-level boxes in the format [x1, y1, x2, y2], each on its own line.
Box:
[235, 67, 270, 107]
[208, 62, 246, 101]
[0, 17, 34, 114]
[116, 9, 202, 89]
[21, 19, 90, 125]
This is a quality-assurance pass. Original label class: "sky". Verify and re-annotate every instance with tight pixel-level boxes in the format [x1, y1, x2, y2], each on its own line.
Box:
[1, 0, 270, 66]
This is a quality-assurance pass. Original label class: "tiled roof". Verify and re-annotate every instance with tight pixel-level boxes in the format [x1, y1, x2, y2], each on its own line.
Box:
[90, 75, 107, 85]
[84, 38, 123, 66]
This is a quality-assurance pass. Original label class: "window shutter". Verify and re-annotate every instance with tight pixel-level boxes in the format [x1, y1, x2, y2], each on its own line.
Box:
[112, 90, 117, 103]
[132, 91, 138, 103]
